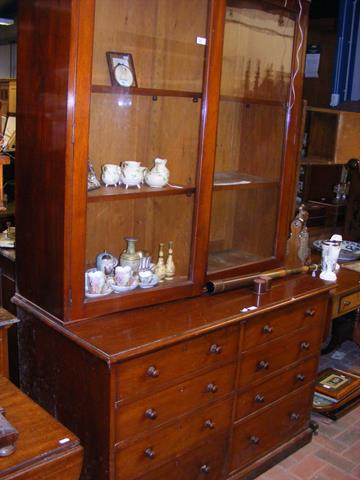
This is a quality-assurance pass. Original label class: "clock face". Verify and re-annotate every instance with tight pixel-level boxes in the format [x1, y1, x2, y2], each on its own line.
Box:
[114, 64, 134, 87]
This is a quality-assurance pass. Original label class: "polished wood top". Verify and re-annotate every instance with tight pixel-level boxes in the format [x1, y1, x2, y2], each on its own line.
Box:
[0, 376, 82, 478]
[15, 274, 332, 364]
[329, 265, 360, 297]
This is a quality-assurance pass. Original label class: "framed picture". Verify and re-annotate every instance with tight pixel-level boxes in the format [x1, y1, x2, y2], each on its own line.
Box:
[315, 368, 360, 400]
[106, 52, 137, 88]
[1, 113, 15, 152]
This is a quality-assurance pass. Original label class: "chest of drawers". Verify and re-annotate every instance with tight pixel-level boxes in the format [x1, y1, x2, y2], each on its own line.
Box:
[16, 277, 331, 480]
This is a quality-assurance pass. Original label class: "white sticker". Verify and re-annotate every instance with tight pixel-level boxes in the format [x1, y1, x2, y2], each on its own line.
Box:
[59, 437, 70, 445]
[196, 36, 207, 45]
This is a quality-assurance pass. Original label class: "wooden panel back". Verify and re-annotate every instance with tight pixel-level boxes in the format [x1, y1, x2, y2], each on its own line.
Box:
[307, 111, 337, 160]
[335, 112, 360, 164]
[220, 2, 294, 102]
[89, 94, 201, 184]
[92, 0, 208, 91]
[86, 195, 194, 275]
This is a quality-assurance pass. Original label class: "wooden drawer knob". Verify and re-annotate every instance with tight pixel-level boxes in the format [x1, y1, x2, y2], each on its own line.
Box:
[305, 308, 316, 317]
[204, 419, 215, 429]
[262, 324, 273, 334]
[290, 413, 300, 421]
[144, 408, 158, 420]
[209, 344, 222, 354]
[296, 373, 305, 382]
[147, 366, 159, 378]
[207, 383, 218, 393]
[255, 394, 265, 403]
[249, 435, 260, 445]
[300, 342, 310, 351]
[256, 360, 269, 370]
[144, 447, 156, 459]
[343, 300, 351, 307]
[200, 464, 211, 474]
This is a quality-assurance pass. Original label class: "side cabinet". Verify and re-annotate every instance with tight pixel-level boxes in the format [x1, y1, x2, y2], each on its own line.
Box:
[17, 290, 328, 480]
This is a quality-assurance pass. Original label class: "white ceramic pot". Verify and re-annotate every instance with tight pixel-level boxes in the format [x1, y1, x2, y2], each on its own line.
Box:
[120, 161, 144, 189]
[101, 164, 122, 187]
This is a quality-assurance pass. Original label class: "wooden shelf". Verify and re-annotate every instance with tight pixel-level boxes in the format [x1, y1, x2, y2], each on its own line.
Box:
[213, 171, 278, 191]
[207, 249, 265, 273]
[88, 183, 196, 202]
[301, 156, 335, 165]
[92, 85, 202, 100]
[220, 95, 285, 107]
[84, 275, 189, 303]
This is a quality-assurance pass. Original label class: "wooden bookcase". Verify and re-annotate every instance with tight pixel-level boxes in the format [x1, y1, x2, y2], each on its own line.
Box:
[302, 107, 360, 165]
[16, 0, 308, 322]
[14, 2, 336, 480]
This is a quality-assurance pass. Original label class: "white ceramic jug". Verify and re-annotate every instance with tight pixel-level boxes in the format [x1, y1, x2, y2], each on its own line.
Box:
[145, 158, 170, 188]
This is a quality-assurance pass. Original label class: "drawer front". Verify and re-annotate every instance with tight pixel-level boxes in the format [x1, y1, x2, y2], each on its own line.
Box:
[116, 325, 239, 399]
[338, 291, 360, 315]
[236, 356, 318, 420]
[136, 434, 227, 480]
[243, 296, 327, 351]
[230, 384, 314, 473]
[238, 325, 323, 387]
[116, 363, 236, 442]
[115, 398, 232, 480]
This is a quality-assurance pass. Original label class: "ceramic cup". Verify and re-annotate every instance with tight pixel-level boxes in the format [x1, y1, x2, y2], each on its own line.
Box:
[87, 270, 106, 294]
[139, 270, 153, 286]
[115, 265, 132, 286]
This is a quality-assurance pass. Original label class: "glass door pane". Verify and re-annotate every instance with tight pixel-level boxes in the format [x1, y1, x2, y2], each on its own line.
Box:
[208, 0, 296, 275]
[86, 0, 209, 300]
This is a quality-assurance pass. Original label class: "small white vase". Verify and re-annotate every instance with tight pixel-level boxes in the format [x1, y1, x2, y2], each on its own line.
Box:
[145, 158, 170, 188]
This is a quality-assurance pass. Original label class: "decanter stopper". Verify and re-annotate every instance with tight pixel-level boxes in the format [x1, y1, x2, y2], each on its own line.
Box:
[165, 241, 175, 281]
[155, 242, 166, 282]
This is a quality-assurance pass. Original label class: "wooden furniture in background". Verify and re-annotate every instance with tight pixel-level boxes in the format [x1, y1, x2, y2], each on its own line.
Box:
[0, 156, 11, 210]
[0, 80, 16, 117]
[302, 16, 338, 108]
[0, 375, 83, 480]
[0, 308, 17, 378]
[301, 107, 360, 165]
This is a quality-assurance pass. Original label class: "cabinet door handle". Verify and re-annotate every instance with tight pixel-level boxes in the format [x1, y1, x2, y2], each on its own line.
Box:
[300, 342, 310, 351]
[249, 435, 260, 445]
[147, 366, 159, 378]
[296, 373, 305, 382]
[305, 308, 316, 317]
[144, 447, 156, 459]
[200, 464, 211, 474]
[290, 413, 300, 421]
[209, 344, 222, 354]
[343, 300, 351, 307]
[204, 419, 215, 429]
[144, 408, 158, 420]
[207, 383, 218, 393]
[262, 324, 273, 334]
[256, 360, 269, 370]
[255, 394, 265, 403]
